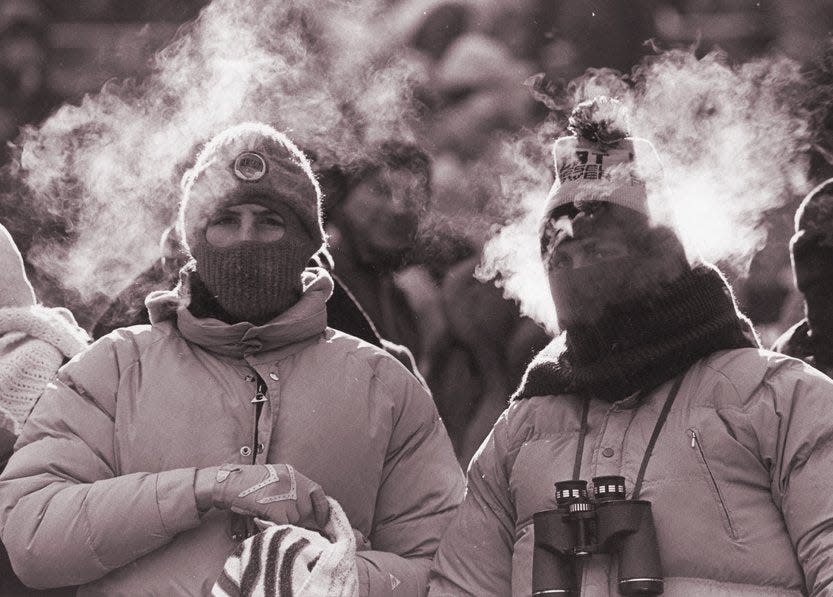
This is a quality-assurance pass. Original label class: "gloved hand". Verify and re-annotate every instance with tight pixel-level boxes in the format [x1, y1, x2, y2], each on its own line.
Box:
[198, 463, 330, 530]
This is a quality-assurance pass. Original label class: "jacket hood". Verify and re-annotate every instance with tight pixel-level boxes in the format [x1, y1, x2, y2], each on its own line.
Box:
[146, 266, 333, 358]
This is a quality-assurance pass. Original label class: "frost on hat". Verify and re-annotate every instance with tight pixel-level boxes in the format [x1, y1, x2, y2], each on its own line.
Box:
[178, 122, 325, 255]
[543, 97, 666, 220]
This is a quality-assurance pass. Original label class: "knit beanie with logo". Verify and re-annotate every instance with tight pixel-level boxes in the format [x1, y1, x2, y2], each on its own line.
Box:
[527, 98, 757, 402]
[177, 123, 326, 324]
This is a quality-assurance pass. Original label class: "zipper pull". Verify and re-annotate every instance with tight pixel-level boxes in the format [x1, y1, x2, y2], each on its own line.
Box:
[688, 428, 697, 448]
[251, 378, 268, 404]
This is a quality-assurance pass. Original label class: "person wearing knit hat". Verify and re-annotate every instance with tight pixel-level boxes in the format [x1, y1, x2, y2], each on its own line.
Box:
[772, 178, 833, 377]
[0, 223, 88, 460]
[0, 123, 463, 595]
[178, 121, 327, 324]
[0, 223, 88, 597]
[429, 97, 833, 596]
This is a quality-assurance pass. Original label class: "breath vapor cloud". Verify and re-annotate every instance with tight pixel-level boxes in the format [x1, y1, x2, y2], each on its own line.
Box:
[478, 49, 817, 333]
[1, 0, 420, 323]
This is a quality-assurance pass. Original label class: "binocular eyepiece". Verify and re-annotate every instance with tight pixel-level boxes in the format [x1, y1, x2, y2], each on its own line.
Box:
[532, 476, 663, 596]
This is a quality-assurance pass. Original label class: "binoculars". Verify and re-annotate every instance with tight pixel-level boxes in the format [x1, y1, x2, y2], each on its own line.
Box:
[532, 476, 663, 596]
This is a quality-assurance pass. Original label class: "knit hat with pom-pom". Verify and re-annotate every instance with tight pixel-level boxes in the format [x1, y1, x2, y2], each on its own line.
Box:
[543, 96, 667, 222]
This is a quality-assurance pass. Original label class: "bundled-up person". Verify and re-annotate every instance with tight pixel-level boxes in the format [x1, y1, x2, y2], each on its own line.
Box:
[0, 223, 88, 597]
[428, 98, 833, 596]
[772, 177, 833, 378]
[0, 223, 89, 467]
[0, 122, 464, 596]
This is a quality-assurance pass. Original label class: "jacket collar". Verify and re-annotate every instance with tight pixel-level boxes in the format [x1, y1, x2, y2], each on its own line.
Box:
[147, 267, 333, 359]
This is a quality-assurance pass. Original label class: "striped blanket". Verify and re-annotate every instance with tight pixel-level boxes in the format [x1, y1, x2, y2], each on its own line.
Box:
[212, 496, 358, 597]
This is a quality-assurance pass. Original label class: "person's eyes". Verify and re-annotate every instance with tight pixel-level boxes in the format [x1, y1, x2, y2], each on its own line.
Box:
[594, 244, 624, 260]
[259, 215, 285, 228]
[209, 214, 237, 226]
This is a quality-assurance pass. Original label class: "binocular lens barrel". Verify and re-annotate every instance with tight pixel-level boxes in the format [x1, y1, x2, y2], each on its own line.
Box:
[554, 480, 588, 509]
[592, 475, 627, 502]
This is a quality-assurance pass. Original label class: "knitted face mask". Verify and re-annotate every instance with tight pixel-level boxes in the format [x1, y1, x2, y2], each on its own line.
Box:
[191, 229, 317, 325]
[549, 256, 643, 329]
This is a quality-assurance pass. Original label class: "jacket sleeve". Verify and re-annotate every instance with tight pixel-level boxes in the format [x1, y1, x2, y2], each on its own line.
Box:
[354, 356, 465, 597]
[752, 357, 833, 595]
[428, 408, 516, 597]
[0, 334, 202, 589]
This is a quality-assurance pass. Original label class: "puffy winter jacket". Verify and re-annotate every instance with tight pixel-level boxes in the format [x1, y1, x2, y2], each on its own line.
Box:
[429, 348, 833, 596]
[0, 268, 464, 596]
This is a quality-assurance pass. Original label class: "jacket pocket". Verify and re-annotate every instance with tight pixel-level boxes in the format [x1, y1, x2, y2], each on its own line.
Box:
[687, 427, 738, 540]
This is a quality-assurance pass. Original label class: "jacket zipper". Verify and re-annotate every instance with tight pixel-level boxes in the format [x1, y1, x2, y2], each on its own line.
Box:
[251, 376, 267, 465]
[688, 428, 737, 539]
[231, 374, 268, 542]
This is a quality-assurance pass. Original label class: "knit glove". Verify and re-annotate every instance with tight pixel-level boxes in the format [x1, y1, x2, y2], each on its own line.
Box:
[207, 464, 330, 530]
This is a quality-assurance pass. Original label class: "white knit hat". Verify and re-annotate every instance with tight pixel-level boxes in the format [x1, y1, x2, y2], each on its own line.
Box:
[543, 134, 666, 219]
[212, 496, 359, 597]
[0, 225, 89, 434]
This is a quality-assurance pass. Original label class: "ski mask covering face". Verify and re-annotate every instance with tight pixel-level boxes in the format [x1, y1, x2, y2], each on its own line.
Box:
[539, 99, 686, 330]
[178, 123, 326, 325]
[190, 201, 319, 324]
[541, 202, 686, 329]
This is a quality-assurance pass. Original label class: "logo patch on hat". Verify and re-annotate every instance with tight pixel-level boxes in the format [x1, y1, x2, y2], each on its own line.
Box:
[233, 152, 268, 181]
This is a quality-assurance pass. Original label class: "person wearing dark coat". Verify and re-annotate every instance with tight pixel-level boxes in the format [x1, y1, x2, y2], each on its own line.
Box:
[772, 177, 833, 377]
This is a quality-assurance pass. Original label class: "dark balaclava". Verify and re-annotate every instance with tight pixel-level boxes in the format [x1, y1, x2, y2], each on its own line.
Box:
[790, 178, 833, 343]
[178, 122, 326, 325]
[540, 97, 685, 330]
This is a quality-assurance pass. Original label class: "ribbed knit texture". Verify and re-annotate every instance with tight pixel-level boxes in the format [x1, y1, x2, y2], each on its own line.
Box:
[212, 496, 359, 597]
[0, 305, 89, 433]
[191, 234, 316, 325]
[513, 264, 759, 402]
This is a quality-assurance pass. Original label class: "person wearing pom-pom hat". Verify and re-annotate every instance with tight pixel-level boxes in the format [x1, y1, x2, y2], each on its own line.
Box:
[0, 122, 463, 595]
[428, 97, 833, 596]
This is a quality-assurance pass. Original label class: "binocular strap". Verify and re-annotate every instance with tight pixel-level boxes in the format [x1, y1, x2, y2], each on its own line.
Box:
[572, 374, 686, 499]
